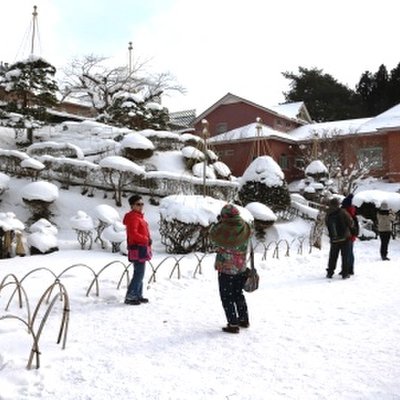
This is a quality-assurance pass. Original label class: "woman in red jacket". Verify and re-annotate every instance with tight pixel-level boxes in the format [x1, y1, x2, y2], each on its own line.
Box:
[123, 195, 152, 305]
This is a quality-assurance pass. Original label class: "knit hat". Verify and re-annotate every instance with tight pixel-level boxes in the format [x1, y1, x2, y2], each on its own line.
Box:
[380, 201, 389, 210]
[341, 194, 353, 207]
[220, 204, 240, 219]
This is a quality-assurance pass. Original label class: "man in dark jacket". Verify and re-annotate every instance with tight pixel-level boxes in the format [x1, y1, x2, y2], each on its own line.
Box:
[325, 197, 354, 279]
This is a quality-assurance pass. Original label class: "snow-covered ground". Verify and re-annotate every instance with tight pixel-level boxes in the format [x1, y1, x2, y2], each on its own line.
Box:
[1, 178, 400, 400]
[1, 123, 400, 399]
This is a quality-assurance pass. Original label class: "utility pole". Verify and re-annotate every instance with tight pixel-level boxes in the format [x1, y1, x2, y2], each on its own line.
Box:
[31, 5, 39, 55]
[128, 41, 133, 73]
[201, 119, 210, 197]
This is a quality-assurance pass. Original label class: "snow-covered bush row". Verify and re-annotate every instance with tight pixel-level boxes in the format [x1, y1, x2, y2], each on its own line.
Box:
[27, 141, 85, 159]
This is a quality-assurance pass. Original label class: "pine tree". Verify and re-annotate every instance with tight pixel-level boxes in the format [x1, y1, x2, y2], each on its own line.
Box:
[0, 56, 59, 143]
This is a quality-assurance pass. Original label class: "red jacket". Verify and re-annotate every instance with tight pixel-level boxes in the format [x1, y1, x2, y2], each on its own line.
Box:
[123, 210, 150, 246]
[342, 205, 357, 242]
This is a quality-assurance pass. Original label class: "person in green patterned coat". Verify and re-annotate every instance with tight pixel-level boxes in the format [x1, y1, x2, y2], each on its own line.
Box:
[209, 204, 252, 334]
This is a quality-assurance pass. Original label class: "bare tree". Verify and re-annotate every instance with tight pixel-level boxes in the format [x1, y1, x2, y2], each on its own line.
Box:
[60, 54, 185, 115]
[297, 128, 383, 195]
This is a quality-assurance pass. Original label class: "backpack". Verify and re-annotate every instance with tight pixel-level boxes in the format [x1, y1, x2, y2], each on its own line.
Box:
[326, 210, 347, 243]
[350, 215, 359, 236]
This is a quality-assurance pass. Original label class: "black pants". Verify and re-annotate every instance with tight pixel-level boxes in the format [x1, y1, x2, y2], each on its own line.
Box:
[327, 240, 351, 276]
[379, 231, 391, 259]
[218, 271, 248, 325]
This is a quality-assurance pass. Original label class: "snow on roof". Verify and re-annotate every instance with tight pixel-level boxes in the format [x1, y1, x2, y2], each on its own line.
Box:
[289, 102, 400, 141]
[120, 132, 155, 150]
[241, 156, 285, 187]
[98, 156, 145, 174]
[289, 117, 372, 141]
[269, 102, 304, 120]
[357, 103, 400, 132]
[353, 190, 400, 212]
[159, 195, 253, 226]
[21, 181, 59, 202]
[209, 122, 295, 144]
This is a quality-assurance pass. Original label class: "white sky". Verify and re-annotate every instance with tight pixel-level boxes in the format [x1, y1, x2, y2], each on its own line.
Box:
[1, 0, 400, 113]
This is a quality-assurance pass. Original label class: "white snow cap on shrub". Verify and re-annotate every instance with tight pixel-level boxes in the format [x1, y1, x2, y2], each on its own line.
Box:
[120, 132, 155, 150]
[240, 156, 285, 187]
[30, 218, 58, 235]
[245, 202, 277, 222]
[181, 146, 205, 160]
[192, 162, 216, 179]
[305, 160, 328, 175]
[70, 211, 95, 231]
[101, 221, 126, 243]
[93, 204, 121, 224]
[353, 190, 400, 211]
[99, 156, 145, 174]
[213, 161, 231, 178]
[0, 172, 10, 190]
[20, 158, 45, 170]
[0, 212, 25, 231]
[159, 195, 253, 226]
[21, 181, 59, 202]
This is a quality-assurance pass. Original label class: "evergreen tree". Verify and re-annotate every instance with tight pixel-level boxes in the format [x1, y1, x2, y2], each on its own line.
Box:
[282, 67, 362, 122]
[388, 62, 400, 106]
[0, 56, 59, 143]
[104, 92, 169, 130]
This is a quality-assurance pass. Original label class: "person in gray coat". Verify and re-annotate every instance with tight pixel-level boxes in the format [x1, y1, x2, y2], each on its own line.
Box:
[376, 201, 395, 260]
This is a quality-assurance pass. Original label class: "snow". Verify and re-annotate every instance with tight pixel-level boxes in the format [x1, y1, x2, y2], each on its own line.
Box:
[20, 158, 45, 170]
[120, 132, 155, 150]
[1, 182, 400, 399]
[159, 195, 253, 226]
[20, 181, 59, 202]
[98, 156, 145, 174]
[93, 204, 121, 224]
[305, 159, 328, 175]
[0, 172, 10, 190]
[1, 125, 400, 399]
[192, 162, 216, 179]
[181, 145, 205, 160]
[245, 202, 277, 222]
[209, 122, 293, 143]
[241, 156, 285, 187]
[353, 189, 400, 211]
[70, 211, 95, 231]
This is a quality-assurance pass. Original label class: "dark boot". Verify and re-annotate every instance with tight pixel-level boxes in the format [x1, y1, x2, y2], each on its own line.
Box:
[222, 324, 239, 333]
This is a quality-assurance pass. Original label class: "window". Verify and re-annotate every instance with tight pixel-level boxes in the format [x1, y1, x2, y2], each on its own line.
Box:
[216, 122, 228, 134]
[279, 154, 289, 170]
[358, 147, 383, 168]
[276, 119, 282, 127]
[294, 157, 305, 169]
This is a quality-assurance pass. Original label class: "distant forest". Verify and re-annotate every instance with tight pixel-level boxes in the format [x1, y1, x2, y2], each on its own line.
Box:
[283, 62, 400, 122]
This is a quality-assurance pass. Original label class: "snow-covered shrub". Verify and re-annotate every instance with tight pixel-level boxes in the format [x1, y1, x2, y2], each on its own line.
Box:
[181, 146, 205, 169]
[0, 212, 25, 258]
[120, 132, 155, 160]
[21, 181, 59, 224]
[27, 141, 84, 159]
[245, 202, 277, 241]
[0, 172, 10, 197]
[70, 211, 95, 250]
[101, 221, 126, 252]
[239, 156, 291, 214]
[93, 204, 121, 249]
[28, 218, 58, 255]
[159, 195, 252, 254]
[20, 157, 45, 181]
[139, 129, 183, 151]
[0, 149, 30, 175]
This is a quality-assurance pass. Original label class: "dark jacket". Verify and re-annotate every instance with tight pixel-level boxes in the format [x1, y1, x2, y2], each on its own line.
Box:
[325, 205, 354, 243]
